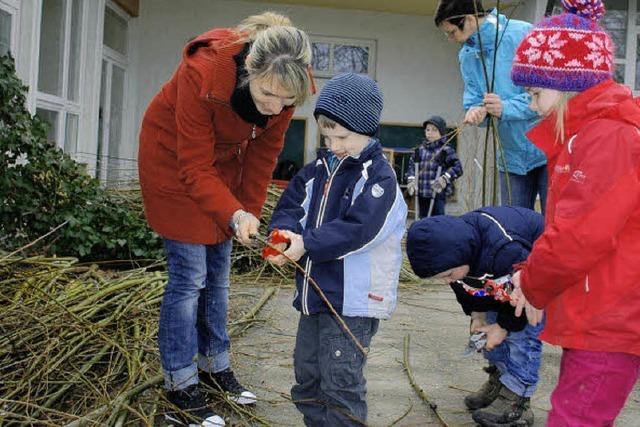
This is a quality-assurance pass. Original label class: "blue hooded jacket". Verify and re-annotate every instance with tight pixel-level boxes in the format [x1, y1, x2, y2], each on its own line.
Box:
[406, 206, 544, 331]
[459, 9, 546, 175]
[269, 140, 408, 319]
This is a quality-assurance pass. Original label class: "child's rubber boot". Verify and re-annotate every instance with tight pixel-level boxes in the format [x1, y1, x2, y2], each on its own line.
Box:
[471, 386, 533, 427]
[464, 365, 501, 410]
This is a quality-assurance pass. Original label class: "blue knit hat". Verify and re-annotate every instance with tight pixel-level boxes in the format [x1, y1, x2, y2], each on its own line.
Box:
[314, 73, 383, 136]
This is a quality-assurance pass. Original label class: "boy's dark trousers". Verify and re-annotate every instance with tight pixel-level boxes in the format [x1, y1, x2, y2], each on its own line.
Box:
[418, 194, 446, 218]
[291, 313, 379, 426]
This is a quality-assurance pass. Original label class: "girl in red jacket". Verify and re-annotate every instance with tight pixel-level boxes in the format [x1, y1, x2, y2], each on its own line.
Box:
[509, 1, 640, 425]
[138, 12, 313, 426]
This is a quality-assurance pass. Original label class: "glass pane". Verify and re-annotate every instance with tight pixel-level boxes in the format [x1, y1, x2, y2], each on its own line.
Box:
[311, 42, 330, 72]
[64, 113, 78, 153]
[614, 64, 625, 83]
[0, 9, 11, 56]
[96, 60, 107, 178]
[36, 108, 59, 144]
[67, 0, 82, 101]
[103, 6, 127, 55]
[333, 45, 369, 74]
[107, 65, 125, 183]
[38, 0, 66, 96]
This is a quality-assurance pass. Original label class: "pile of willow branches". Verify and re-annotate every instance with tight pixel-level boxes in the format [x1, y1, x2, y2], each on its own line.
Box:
[0, 255, 274, 426]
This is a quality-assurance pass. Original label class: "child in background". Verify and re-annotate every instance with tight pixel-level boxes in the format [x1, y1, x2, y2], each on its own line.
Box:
[509, 1, 640, 425]
[267, 73, 407, 426]
[406, 116, 463, 217]
[407, 206, 544, 427]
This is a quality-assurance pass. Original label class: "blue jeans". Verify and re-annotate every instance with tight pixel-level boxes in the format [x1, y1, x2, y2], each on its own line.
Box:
[292, 313, 379, 427]
[159, 239, 232, 390]
[500, 165, 548, 215]
[483, 311, 545, 398]
[418, 194, 446, 218]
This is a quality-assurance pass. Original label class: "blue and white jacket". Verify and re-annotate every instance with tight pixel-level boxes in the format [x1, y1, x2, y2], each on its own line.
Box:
[269, 141, 408, 319]
[459, 9, 546, 175]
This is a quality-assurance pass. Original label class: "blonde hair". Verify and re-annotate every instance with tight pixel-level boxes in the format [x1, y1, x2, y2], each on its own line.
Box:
[236, 12, 312, 105]
[550, 91, 579, 144]
[317, 115, 338, 130]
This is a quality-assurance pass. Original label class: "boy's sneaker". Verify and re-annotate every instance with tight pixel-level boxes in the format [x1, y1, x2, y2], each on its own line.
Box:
[471, 386, 533, 426]
[200, 368, 257, 405]
[165, 384, 225, 426]
[464, 365, 501, 410]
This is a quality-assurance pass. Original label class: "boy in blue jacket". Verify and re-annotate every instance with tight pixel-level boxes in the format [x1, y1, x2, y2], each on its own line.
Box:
[435, 0, 548, 212]
[266, 73, 407, 426]
[407, 206, 544, 427]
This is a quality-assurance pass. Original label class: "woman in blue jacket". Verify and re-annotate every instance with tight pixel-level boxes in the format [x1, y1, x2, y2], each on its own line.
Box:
[435, 0, 548, 212]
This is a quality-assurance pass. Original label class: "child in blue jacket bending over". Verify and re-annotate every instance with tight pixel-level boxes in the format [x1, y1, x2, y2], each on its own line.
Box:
[406, 206, 544, 427]
[267, 73, 408, 426]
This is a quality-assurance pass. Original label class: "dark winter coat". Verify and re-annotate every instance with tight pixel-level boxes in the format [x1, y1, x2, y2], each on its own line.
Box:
[406, 206, 544, 331]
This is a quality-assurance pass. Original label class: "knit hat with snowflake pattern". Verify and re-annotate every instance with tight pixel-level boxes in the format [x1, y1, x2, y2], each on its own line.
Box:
[511, 0, 614, 92]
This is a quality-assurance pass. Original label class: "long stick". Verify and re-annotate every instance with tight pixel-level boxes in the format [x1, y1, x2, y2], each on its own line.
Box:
[402, 335, 452, 427]
[427, 165, 442, 217]
[0, 220, 69, 262]
[252, 235, 368, 356]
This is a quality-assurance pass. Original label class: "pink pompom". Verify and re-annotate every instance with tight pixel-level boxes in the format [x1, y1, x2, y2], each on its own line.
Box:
[561, 0, 606, 21]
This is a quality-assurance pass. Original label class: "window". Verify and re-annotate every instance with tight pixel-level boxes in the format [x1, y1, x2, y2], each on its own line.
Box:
[35, 0, 83, 152]
[548, 0, 640, 90]
[0, 9, 10, 56]
[310, 36, 376, 78]
[96, 2, 131, 185]
[0, 0, 19, 57]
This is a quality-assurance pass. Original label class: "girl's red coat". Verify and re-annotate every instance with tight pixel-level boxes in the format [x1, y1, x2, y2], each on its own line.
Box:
[522, 80, 640, 356]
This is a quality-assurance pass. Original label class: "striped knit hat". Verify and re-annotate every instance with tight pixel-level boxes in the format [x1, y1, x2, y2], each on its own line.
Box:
[511, 0, 614, 92]
[314, 73, 383, 136]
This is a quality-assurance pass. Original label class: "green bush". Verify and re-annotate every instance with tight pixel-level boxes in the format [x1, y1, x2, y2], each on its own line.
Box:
[0, 54, 163, 260]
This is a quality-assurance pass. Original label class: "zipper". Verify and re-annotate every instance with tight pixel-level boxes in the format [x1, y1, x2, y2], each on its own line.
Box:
[301, 157, 346, 315]
[251, 124, 256, 140]
[585, 275, 590, 293]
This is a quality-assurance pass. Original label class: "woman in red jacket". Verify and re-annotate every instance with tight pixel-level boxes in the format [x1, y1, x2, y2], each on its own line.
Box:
[509, 1, 640, 425]
[138, 12, 312, 426]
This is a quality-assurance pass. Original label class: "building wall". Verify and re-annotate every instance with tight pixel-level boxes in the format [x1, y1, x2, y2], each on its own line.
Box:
[7, 0, 546, 212]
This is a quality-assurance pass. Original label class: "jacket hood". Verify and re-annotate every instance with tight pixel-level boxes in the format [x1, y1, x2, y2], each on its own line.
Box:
[407, 215, 479, 278]
[528, 80, 640, 163]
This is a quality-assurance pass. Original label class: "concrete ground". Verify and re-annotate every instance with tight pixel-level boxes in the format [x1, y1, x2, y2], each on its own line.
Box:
[230, 284, 640, 426]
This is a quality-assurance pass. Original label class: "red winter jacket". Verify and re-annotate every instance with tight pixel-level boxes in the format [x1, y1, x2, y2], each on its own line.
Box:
[138, 28, 294, 244]
[521, 80, 640, 356]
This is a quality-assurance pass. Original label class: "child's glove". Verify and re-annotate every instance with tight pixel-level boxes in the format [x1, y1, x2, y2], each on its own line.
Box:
[406, 176, 417, 196]
[264, 229, 291, 267]
[279, 230, 306, 262]
[431, 174, 450, 194]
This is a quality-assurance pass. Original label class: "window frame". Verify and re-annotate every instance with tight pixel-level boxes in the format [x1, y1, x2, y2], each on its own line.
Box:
[0, 0, 20, 57]
[95, 0, 131, 183]
[309, 35, 377, 79]
[34, 0, 86, 151]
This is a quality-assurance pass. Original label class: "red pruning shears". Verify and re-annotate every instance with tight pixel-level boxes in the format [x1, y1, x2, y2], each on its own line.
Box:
[258, 229, 291, 259]
[456, 274, 515, 303]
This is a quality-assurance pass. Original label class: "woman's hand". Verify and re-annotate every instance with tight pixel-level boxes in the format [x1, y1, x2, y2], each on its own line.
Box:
[231, 210, 260, 246]
[476, 324, 508, 351]
[510, 271, 544, 327]
[464, 106, 488, 125]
